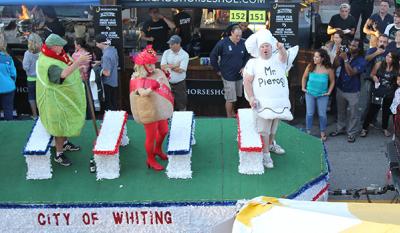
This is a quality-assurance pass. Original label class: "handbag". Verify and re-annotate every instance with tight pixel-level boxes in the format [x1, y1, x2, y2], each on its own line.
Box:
[371, 92, 384, 105]
[371, 85, 386, 105]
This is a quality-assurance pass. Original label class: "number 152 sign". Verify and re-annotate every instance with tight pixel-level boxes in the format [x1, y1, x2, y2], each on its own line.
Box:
[230, 10, 246, 22]
[230, 10, 266, 23]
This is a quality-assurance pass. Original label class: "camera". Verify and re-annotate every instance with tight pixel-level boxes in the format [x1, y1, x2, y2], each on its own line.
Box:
[340, 45, 349, 53]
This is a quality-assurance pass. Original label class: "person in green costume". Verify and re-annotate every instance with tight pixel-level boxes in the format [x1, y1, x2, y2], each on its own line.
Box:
[36, 34, 91, 166]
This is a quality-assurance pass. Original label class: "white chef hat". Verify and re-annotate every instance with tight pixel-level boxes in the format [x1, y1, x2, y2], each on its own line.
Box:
[245, 29, 277, 58]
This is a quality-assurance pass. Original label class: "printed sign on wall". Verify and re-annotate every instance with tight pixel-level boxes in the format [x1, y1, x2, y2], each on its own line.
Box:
[248, 10, 266, 23]
[230, 10, 247, 22]
[269, 3, 299, 49]
[93, 5, 124, 68]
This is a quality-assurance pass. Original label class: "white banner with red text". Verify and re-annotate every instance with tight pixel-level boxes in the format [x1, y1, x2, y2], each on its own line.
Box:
[0, 203, 237, 233]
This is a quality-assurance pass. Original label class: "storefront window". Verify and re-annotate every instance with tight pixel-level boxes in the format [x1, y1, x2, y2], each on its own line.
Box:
[123, 7, 267, 56]
[0, 5, 92, 53]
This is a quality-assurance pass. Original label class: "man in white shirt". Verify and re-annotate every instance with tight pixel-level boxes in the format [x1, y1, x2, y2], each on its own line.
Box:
[384, 11, 400, 42]
[161, 35, 189, 111]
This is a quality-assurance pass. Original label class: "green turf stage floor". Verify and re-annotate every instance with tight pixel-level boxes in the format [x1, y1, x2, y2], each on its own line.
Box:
[0, 118, 327, 204]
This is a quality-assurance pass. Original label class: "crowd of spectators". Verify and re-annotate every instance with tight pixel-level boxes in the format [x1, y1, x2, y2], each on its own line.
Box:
[302, 0, 400, 142]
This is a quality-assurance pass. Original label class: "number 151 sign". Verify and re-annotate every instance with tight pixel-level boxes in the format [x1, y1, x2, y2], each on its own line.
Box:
[248, 10, 266, 23]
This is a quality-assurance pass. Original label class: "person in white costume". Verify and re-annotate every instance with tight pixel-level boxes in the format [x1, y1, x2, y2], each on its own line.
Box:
[243, 29, 293, 169]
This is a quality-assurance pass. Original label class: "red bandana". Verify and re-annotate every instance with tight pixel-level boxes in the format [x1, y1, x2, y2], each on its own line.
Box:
[41, 44, 73, 65]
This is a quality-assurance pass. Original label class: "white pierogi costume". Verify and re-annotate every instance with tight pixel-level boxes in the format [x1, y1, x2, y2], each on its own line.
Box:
[244, 30, 295, 136]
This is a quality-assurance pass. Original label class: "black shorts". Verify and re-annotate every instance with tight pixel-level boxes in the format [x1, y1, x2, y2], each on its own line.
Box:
[27, 81, 36, 101]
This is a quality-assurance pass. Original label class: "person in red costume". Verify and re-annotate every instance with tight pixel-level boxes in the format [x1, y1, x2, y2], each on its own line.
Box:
[130, 45, 174, 171]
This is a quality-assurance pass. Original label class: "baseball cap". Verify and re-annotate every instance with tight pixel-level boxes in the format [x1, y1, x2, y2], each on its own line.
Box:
[167, 35, 182, 44]
[340, 3, 350, 10]
[95, 34, 108, 43]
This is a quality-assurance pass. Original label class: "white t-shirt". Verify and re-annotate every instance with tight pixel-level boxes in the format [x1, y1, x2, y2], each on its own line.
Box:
[391, 88, 400, 114]
[244, 55, 293, 120]
[160, 48, 189, 84]
[384, 23, 400, 41]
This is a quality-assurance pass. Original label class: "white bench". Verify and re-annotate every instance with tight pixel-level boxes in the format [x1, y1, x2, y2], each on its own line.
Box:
[166, 111, 195, 179]
[93, 110, 129, 180]
[23, 118, 53, 180]
[237, 108, 264, 175]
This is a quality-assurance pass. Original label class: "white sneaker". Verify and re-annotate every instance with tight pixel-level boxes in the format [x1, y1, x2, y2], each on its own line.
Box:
[263, 153, 274, 168]
[269, 141, 285, 155]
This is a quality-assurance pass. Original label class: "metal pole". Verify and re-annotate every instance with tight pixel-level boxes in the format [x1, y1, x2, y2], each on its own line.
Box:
[84, 79, 99, 136]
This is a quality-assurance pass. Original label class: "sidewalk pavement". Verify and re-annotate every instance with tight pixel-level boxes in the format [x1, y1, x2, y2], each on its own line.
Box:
[324, 123, 396, 202]
[291, 106, 398, 202]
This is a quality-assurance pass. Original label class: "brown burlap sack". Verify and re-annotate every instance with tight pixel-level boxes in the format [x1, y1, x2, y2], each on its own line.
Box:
[130, 70, 173, 124]
[130, 90, 173, 124]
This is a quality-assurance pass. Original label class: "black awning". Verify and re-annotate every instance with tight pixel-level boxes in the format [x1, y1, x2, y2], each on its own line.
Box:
[118, 0, 269, 10]
[1, 0, 99, 5]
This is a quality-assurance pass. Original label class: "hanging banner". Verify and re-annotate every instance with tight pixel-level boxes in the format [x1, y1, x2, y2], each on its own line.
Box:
[248, 10, 266, 23]
[0, 0, 99, 5]
[119, 0, 268, 10]
[269, 3, 299, 49]
[230, 10, 247, 22]
[93, 5, 124, 69]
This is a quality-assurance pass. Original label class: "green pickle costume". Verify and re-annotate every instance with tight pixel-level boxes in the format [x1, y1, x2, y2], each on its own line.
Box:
[36, 54, 86, 137]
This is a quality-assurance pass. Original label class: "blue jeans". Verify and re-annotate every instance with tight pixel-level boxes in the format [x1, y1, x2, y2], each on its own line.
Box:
[305, 93, 329, 133]
[0, 91, 15, 120]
